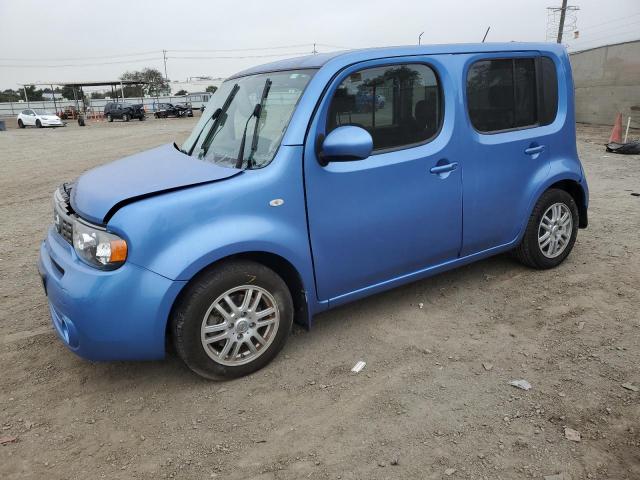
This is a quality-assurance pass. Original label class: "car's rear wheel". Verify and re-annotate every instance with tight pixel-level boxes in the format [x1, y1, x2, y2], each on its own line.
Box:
[513, 188, 579, 269]
[36, 120, 42, 128]
[18, 119, 24, 128]
[107, 114, 113, 122]
[171, 260, 293, 379]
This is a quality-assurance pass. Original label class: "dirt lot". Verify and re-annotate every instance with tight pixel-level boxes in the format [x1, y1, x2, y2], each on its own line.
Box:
[0, 118, 639, 480]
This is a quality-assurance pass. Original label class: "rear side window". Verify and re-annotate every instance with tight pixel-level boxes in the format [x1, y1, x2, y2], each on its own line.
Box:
[466, 56, 558, 133]
[326, 64, 443, 151]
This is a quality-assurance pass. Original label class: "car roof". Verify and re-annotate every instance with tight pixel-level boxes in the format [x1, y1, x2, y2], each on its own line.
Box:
[229, 42, 566, 79]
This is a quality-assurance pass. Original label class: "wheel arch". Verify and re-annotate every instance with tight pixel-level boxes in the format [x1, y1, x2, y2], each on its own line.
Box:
[547, 179, 588, 228]
[166, 251, 310, 348]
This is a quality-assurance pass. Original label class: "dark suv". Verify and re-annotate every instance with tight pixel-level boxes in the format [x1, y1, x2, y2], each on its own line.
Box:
[104, 103, 146, 122]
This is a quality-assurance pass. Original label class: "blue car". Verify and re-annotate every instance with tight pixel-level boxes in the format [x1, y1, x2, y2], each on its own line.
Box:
[39, 43, 589, 379]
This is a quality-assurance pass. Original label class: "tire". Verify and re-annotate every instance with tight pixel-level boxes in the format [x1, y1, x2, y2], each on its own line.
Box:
[123, 113, 129, 122]
[36, 120, 42, 128]
[18, 119, 24, 128]
[139, 116, 144, 121]
[171, 260, 293, 379]
[107, 114, 113, 122]
[513, 188, 579, 269]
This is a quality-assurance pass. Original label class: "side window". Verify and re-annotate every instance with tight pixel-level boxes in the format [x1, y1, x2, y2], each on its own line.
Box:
[537, 56, 558, 125]
[326, 64, 443, 151]
[22, 110, 30, 115]
[467, 56, 558, 133]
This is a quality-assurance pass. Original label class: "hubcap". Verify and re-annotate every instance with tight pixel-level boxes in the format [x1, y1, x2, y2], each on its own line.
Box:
[200, 285, 279, 366]
[538, 203, 572, 258]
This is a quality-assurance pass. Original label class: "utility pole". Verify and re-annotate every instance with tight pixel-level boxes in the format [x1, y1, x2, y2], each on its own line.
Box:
[162, 49, 168, 81]
[556, 0, 568, 43]
[312, 43, 317, 54]
[418, 32, 424, 45]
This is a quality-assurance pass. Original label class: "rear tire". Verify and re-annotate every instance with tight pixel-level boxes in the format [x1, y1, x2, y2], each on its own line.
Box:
[171, 260, 293, 379]
[18, 119, 24, 128]
[513, 188, 579, 269]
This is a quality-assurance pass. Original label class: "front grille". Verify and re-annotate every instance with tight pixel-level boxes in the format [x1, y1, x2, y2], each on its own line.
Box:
[54, 186, 74, 245]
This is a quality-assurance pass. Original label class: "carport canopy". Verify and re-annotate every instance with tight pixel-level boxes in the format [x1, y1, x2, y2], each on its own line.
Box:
[19, 80, 149, 111]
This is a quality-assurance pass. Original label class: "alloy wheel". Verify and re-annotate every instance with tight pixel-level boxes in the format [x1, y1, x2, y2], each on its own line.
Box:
[538, 202, 572, 258]
[200, 285, 280, 366]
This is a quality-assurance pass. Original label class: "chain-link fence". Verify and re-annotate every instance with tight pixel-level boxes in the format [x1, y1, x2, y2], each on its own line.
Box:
[0, 92, 212, 119]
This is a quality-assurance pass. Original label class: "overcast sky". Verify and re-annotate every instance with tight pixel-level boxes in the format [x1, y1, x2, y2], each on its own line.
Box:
[0, 0, 638, 90]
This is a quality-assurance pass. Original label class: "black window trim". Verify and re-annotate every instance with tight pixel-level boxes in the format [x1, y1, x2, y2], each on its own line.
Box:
[323, 60, 445, 156]
[465, 55, 558, 135]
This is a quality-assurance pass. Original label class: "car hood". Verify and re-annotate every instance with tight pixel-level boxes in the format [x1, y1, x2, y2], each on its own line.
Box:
[41, 115, 61, 120]
[70, 143, 241, 224]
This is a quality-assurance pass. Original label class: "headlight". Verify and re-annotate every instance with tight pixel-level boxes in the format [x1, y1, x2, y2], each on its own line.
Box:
[72, 220, 127, 270]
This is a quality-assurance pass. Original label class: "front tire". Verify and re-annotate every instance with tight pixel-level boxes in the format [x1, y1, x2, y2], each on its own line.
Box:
[36, 120, 42, 128]
[513, 188, 579, 269]
[171, 260, 293, 379]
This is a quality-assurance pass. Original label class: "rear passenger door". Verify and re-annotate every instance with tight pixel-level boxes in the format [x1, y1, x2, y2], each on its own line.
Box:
[304, 58, 462, 303]
[461, 53, 559, 256]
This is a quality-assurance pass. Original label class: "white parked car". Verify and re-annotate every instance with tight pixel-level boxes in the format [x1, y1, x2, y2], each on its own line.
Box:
[17, 109, 64, 128]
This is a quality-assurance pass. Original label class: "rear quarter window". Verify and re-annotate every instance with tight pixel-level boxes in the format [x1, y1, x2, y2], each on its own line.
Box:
[466, 56, 558, 133]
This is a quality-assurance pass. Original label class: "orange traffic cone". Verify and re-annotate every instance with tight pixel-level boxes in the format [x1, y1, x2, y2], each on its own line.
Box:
[608, 113, 623, 143]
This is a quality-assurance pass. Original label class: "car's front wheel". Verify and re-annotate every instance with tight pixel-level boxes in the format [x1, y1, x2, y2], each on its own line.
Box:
[171, 260, 293, 379]
[36, 119, 42, 128]
[513, 188, 579, 269]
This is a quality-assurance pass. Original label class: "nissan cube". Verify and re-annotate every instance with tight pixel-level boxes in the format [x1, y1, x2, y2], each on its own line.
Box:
[38, 43, 589, 379]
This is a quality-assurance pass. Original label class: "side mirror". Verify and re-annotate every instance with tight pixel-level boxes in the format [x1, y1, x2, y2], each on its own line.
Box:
[319, 126, 373, 165]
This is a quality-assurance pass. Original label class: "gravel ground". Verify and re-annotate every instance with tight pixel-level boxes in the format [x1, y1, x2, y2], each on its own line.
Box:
[0, 118, 639, 480]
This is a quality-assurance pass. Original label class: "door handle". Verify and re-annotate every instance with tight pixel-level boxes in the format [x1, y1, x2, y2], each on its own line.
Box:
[430, 162, 458, 175]
[524, 145, 545, 155]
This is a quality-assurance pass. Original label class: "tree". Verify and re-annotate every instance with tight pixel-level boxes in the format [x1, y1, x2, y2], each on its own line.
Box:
[22, 85, 44, 101]
[175, 89, 188, 96]
[205, 85, 218, 94]
[120, 68, 170, 97]
[90, 91, 107, 99]
[0, 89, 22, 102]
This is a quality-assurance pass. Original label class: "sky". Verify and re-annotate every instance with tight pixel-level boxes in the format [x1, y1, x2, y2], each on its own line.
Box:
[0, 0, 638, 90]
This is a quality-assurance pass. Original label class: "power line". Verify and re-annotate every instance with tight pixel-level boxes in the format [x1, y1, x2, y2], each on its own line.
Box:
[576, 11, 640, 32]
[0, 51, 159, 62]
[0, 57, 163, 68]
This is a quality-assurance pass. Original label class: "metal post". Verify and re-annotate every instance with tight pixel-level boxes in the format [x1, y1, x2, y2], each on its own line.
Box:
[418, 32, 424, 45]
[23, 85, 30, 107]
[120, 81, 125, 102]
[557, 0, 568, 43]
[51, 84, 58, 114]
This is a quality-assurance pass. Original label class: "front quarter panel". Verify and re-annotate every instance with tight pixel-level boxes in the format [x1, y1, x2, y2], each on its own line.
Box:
[107, 145, 320, 312]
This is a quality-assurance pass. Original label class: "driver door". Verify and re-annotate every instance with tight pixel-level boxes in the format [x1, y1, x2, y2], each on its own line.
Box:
[304, 58, 462, 303]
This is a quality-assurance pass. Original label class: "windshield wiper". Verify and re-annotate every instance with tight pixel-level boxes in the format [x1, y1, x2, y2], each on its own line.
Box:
[198, 83, 240, 158]
[186, 108, 221, 155]
[235, 78, 272, 169]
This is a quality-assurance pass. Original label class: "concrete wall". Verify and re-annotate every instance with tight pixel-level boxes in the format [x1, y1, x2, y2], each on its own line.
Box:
[570, 40, 640, 129]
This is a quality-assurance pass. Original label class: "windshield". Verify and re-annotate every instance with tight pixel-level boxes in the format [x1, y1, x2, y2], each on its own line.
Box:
[35, 110, 55, 115]
[182, 69, 315, 169]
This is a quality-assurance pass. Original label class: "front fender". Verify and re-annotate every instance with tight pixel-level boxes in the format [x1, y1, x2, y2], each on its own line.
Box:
[107, 146, 318, 310]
